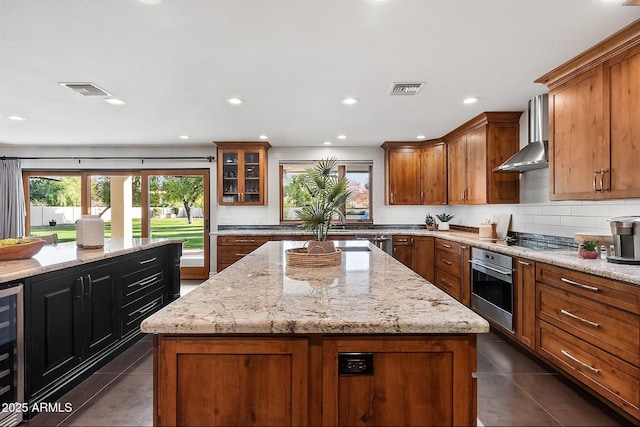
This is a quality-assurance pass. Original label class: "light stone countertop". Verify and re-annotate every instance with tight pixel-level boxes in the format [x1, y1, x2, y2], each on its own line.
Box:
[141, 240, 491, 335]
[0, 238, 185, 284]
[213, 229, 640, 286]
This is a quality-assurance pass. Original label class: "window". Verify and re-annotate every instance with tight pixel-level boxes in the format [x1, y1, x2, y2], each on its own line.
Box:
[280, 160, 372, 223]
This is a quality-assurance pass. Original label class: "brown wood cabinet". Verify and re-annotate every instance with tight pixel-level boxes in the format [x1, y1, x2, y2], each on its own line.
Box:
[154, 334, 479, 427]
[536, 21, 640, 200]
[535, 263, 640, 420]
[381, 140, 447, 205]
[392, 235, 412, 268]
[411, 236, 435, 283]
[514, 257, 535, 349]
[433, 238, 466, 302]
[217, 235, 270, 272]
[215, 141, 270, 205]
[444, 112, 521, 205]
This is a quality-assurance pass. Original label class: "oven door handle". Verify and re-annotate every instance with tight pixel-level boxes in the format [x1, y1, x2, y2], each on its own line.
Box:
[469, 259, 512, 276]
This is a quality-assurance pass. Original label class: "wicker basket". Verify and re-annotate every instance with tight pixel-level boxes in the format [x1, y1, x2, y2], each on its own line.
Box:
[285, 247, 342, 267]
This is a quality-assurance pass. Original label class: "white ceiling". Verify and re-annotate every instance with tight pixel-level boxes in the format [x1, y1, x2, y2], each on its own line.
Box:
[1, 0, 639, 148]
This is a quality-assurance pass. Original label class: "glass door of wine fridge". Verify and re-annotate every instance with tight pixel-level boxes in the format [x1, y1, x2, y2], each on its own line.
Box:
[0, 284, 23, 427]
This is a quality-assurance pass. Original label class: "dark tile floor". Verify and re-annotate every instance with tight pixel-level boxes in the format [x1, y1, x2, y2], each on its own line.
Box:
[25, 282, 629, 427]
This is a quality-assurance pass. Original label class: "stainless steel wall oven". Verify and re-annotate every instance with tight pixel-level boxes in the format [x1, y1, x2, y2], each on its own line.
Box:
[470, 248, 514, 332]
[0, 284, 23, 427]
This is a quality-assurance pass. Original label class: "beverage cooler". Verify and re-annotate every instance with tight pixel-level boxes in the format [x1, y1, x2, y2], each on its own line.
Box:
[0, 284, 23, 427]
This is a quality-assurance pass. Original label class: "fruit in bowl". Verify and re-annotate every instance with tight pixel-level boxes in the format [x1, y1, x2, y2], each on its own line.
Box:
[0, 237, 46, 260]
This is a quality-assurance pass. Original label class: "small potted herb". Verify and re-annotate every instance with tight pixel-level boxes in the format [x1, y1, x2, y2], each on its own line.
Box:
[436, 213, 454, 231]
[425, 213, 436, 231]
[579, 240, 600, 259]
[49, 219, 57, 227]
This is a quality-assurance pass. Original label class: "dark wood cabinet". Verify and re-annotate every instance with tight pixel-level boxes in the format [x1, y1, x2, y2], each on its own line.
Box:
[537, 21, 640, 200]
[29, 260, 119, 396]
[24, 243, 181, 417]
[381, 140, 447, 205]
[444, 112, 521, 205]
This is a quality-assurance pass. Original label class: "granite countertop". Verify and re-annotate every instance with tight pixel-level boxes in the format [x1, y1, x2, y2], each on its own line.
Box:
[0, 238, 185, 284]
[213, 228, 640, 286]
[141, 240, 490, 335]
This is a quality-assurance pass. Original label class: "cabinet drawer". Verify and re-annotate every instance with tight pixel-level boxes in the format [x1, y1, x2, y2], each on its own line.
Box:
[435, 249, 461, 278]
[537, 284, 639, 365]
[435, 238, 461, 255]
[434, 269, 461, 301]
[537, 320, 640, 418]
[121, 248, 165, 277]
[392, 235, 411, 246]
[536, 263, 639, 314]
[121, 288, 166, 336]
[121, 267, 165, 308]
[218, 236, 270, 246]
[217, 245, 262, 264]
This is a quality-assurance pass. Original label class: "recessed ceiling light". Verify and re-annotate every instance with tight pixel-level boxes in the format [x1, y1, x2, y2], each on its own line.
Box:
[323, 141, 332, 145]
[341, 97, 359, 105]
[179, 135, 190, 140]
[416, 135, 426, 139]
[138, 0, 162, 4]
[5, 115, 26, 121]
[104, 98, 126, 105]
[463, 97, 479, 104]
[227, 97, 243, 105]
[258, 134, 268, 140]
[337, 135, 347, 140]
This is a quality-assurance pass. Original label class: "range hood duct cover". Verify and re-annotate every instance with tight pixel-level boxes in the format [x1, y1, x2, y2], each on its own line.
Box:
[494, 93, 549, 173]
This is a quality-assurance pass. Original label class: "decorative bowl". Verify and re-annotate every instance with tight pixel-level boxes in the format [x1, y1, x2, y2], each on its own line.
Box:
[0, 238, 46, 261]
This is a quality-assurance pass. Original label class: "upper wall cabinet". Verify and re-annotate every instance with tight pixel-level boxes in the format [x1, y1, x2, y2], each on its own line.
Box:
[381, 140, 447, 205]
[536, 20, 640, 201]
[444, 112, 521, 205]
[215, 141, 270, 206]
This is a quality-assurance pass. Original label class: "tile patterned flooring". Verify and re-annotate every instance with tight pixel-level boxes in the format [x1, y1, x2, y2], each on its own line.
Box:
[24, 281, 630, 427]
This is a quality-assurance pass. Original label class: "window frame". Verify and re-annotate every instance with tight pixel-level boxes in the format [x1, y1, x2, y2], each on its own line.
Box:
[279, 160, 373, 224]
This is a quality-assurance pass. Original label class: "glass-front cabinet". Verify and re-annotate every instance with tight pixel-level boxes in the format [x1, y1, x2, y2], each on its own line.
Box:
[215, 142, 270, 205]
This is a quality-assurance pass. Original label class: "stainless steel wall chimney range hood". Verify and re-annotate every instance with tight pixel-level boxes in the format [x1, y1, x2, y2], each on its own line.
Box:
[494, 94, 549, 173]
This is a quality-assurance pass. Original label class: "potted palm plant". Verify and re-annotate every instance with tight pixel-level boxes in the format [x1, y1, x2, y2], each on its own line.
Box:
[296, 157, 351, 254]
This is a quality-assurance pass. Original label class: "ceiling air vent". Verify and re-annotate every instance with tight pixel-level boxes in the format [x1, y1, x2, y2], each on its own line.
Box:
[388, 82, 425, 96]
[59, 82, 111, 97]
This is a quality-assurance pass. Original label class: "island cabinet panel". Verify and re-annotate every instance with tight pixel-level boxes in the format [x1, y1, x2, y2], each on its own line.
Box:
[154, 337, 309, 427]
[322, 335, 477, 427]
[538, 21, 640, 200]
[535, 262, 640, 420]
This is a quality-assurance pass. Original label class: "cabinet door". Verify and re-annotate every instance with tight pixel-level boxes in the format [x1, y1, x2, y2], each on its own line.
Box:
[515, 258, 535, 349]
[549, 68, 604, 200]
[29, 270, 83, 394]
[242, 149, 265, 204]
[421, 143, 447, 204]
[606, 44, 640, 198]
[388, 148, 421, 205]
[219, 149, 241, 204]
[82, 262, 120, 358]
[447, 135, 467, 205]
[411, 236, 434, 282]
[465, 126, 487, 205]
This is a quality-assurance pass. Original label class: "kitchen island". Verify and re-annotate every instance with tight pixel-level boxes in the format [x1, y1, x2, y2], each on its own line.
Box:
[142, 240, 489, 426]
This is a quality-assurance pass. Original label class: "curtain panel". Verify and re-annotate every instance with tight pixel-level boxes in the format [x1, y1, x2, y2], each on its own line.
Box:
[0, 159, 26, 239]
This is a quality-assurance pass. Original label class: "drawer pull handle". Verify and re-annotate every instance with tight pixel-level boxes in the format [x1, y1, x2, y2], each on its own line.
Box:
[138, 300, 160, 315]
[560, 277, 599, 292]
[133, 274, 161, 289]
[518, 260, 530, 266]
[0, 385, 10, 396]
[441, 243, 451, 248]
[560, 309, 599, 328]
[235, 239, 256, 243]
[441, 259, 452, 265]
[139, 257, 157, 265]
[235, 253, 250, 257]
[560, 349, 599, 374]
[397, 239, 408, 242]
[441, 279, 450, 286]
